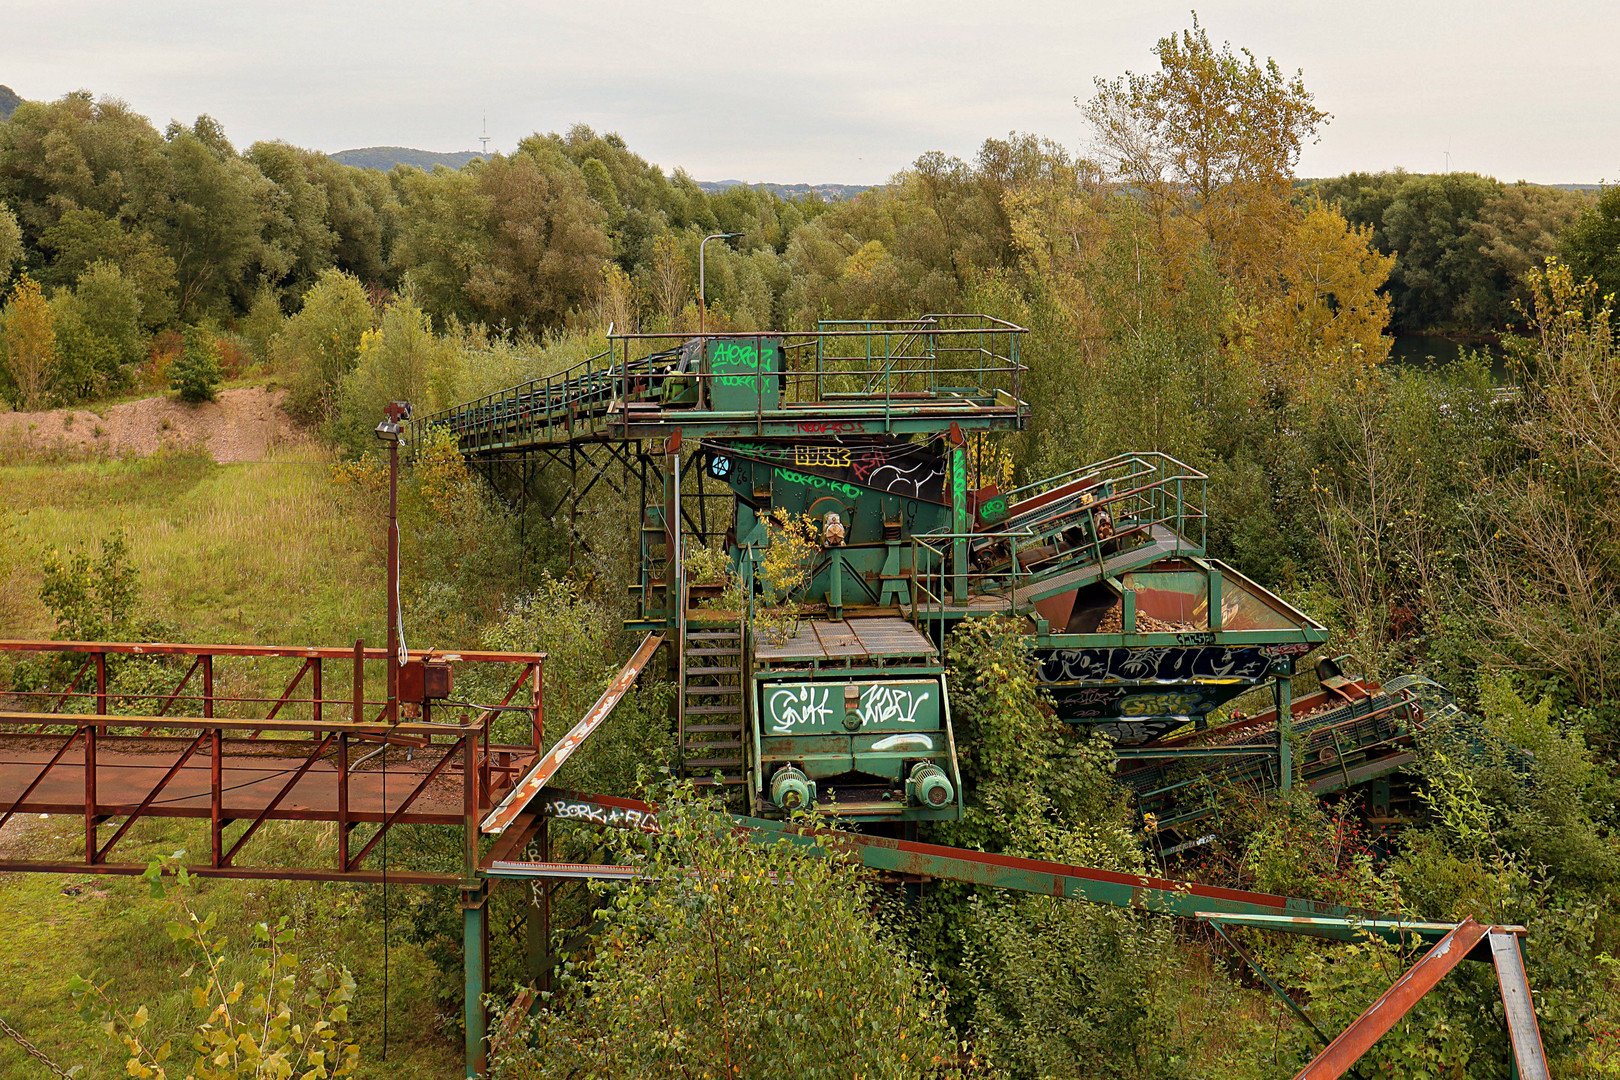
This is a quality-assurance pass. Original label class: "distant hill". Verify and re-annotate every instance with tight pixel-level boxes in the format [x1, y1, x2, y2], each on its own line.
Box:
[330, 146, 484, 171]
[325, 151, 872, 200]
[697, 180, 873, 201]
[0, 85, 21, 121]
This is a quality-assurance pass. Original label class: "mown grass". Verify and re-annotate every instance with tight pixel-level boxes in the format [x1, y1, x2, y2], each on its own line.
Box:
[0, 446, 467, 1077]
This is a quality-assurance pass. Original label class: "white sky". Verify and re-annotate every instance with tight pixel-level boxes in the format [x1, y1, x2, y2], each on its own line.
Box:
[4, 0, 1617, 186]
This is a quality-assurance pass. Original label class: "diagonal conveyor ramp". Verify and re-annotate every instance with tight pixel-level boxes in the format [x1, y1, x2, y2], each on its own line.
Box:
[481, 633, 663, 835]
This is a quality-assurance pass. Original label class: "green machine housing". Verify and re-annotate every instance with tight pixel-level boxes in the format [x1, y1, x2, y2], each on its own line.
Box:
[750, 619, 960, 822]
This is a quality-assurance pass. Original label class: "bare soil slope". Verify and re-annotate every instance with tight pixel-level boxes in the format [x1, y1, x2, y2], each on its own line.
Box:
[0, 387, 298, 463]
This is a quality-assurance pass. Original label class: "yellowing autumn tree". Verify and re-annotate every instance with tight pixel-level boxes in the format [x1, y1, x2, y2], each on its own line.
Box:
[1084, 14, 1329, 282]
[0, 275, 58, 409]
[1242, 200, 1395, 392]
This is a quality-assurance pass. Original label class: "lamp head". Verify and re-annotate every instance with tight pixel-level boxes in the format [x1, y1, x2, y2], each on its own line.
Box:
[377, 401, 413, 442]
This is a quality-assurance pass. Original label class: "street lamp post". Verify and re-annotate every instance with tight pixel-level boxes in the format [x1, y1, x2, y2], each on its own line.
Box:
[698, 232, 742, 338]
[375, 401, 412, 724]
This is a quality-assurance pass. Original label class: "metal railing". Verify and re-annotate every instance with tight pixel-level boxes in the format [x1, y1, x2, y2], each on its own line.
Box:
[907, 452, 1207, 625]
[1128, 686, 1434, 827]
[418, 315, 1028, 452]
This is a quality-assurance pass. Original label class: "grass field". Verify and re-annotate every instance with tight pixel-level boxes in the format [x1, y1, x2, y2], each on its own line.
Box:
[0, 446, 468, 1077]
[1, 443, 382, 645]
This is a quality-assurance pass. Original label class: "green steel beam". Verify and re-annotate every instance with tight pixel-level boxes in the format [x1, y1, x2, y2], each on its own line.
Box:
[1114, 744, 1281, 759]
[520, 790, 1377, 922]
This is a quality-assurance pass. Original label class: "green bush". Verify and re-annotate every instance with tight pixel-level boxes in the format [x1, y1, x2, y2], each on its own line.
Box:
[168, 323, 221, 402]
[495, 787, 965, 1079]
[51, 261, 147, 400]
[277, 268, 372, 423]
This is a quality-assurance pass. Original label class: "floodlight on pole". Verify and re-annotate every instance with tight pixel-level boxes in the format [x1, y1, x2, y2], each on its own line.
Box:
[376, 401, 413, 723]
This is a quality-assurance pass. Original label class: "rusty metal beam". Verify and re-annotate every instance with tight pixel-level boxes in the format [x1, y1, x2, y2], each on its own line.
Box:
[0, 711, 482, 737]
[481, 634, 664, 835]
[1196, 911, 1526, 950]
[152, 655, 202, 718]
[95, 729, 210, 862]
[1209, 922, 1335, 1049]
[0, 640, 546, 664]
[220, 733, 336, 866]
[1490, 931, 1550, 1080]
[253, 656, 314, 736]
[1293, 919, 1491, 1080]
[480, 812, 543, 871]
[0, 858, 460, 885]
[0, 726, 83, 834]
[50, 655, 94, 713]
[346, 738, 466, 871]
[535, 789, 1373, 920]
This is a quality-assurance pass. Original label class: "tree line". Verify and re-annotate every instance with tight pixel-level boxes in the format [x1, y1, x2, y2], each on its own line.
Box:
[2, 69, 1617, 413]
[6, 15, 1620, 1077]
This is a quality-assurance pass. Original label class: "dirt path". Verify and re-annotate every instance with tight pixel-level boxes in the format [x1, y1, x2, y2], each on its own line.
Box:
[0, 386, 299, 463]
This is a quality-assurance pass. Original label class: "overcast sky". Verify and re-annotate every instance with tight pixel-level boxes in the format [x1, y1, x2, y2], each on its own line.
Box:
[4, 0, 1616, 186]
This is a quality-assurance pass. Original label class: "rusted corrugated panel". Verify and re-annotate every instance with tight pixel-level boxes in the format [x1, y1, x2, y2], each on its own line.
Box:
[481, 634, 663, 835]
[1293, 919, 1490, 1080]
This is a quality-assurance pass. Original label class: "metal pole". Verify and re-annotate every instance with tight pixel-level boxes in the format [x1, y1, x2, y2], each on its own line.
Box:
[698, 232, 741, 337]
[387, 437, 400, 725]
[463, 883, 489, 1078]
[1275, 659, 1294, 793]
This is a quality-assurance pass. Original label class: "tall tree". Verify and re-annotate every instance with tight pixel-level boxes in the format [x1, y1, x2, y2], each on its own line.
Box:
[0, 275, 58, 408]
[246, 140, 338, 301]
[37, 207, 177, 328]
[1083, 15, 1329, 280]
[151, 116, 273, 318]
[51, 261, 146, 399]
[0, 202, 20, 290]
[1561, 185, 1620, 305]
[392, 148, 610, 332]
[0, 92, 168, 244]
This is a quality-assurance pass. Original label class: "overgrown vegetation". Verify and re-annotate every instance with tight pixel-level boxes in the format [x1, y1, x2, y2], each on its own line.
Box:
[1, 11, 1619, 1078]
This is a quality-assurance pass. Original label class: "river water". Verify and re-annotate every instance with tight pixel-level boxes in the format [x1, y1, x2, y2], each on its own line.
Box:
[1386, 333, 1511, 383]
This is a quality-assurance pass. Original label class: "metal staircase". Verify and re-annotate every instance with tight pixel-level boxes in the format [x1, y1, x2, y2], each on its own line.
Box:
[678, 617, 747, 787]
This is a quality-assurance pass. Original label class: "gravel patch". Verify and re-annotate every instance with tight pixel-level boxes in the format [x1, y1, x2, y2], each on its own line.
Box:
[0, 387, 299, 463]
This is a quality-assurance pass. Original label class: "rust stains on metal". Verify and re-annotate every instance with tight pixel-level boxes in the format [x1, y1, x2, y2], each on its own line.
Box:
[0, 640, 547, 664]
[1293, 918, 1491, 1080]
[482, 634, 664, 835]
[1490, 931, 1550, 1080]
[535, 789, 1375, 921]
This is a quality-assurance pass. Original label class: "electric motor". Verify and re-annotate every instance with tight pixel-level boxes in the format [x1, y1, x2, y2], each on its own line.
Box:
[907, 762, 954, 808]
[770, 765, 816, 811]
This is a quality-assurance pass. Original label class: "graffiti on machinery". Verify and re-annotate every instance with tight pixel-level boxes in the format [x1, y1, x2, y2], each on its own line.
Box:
[545, 798, 661, 832]
[1117, 691, 1205, 717]
[710, 340, 766, 387]
[796, 420, 863, 435]
[706, 439, 948, 503]
[767, 684, 835, 734]
[1260, 642, 1316, 658]
[794, 444, 852, 468]
[859, 683, 933, 727]
[1037, 646, 1275, 685]
[775, 468, 863, 502]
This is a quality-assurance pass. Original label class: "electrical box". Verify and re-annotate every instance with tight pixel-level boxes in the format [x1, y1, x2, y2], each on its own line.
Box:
[399, 659, 454, 703]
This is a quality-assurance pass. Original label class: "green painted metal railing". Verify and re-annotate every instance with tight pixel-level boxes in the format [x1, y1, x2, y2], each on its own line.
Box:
[908, 451, 1208, 624]
[418, 316, 1028, 454]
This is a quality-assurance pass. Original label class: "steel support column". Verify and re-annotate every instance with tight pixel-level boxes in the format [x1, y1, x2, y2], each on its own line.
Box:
[463, 882, 490, 1078]
[1275, 659, 1294, 793]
